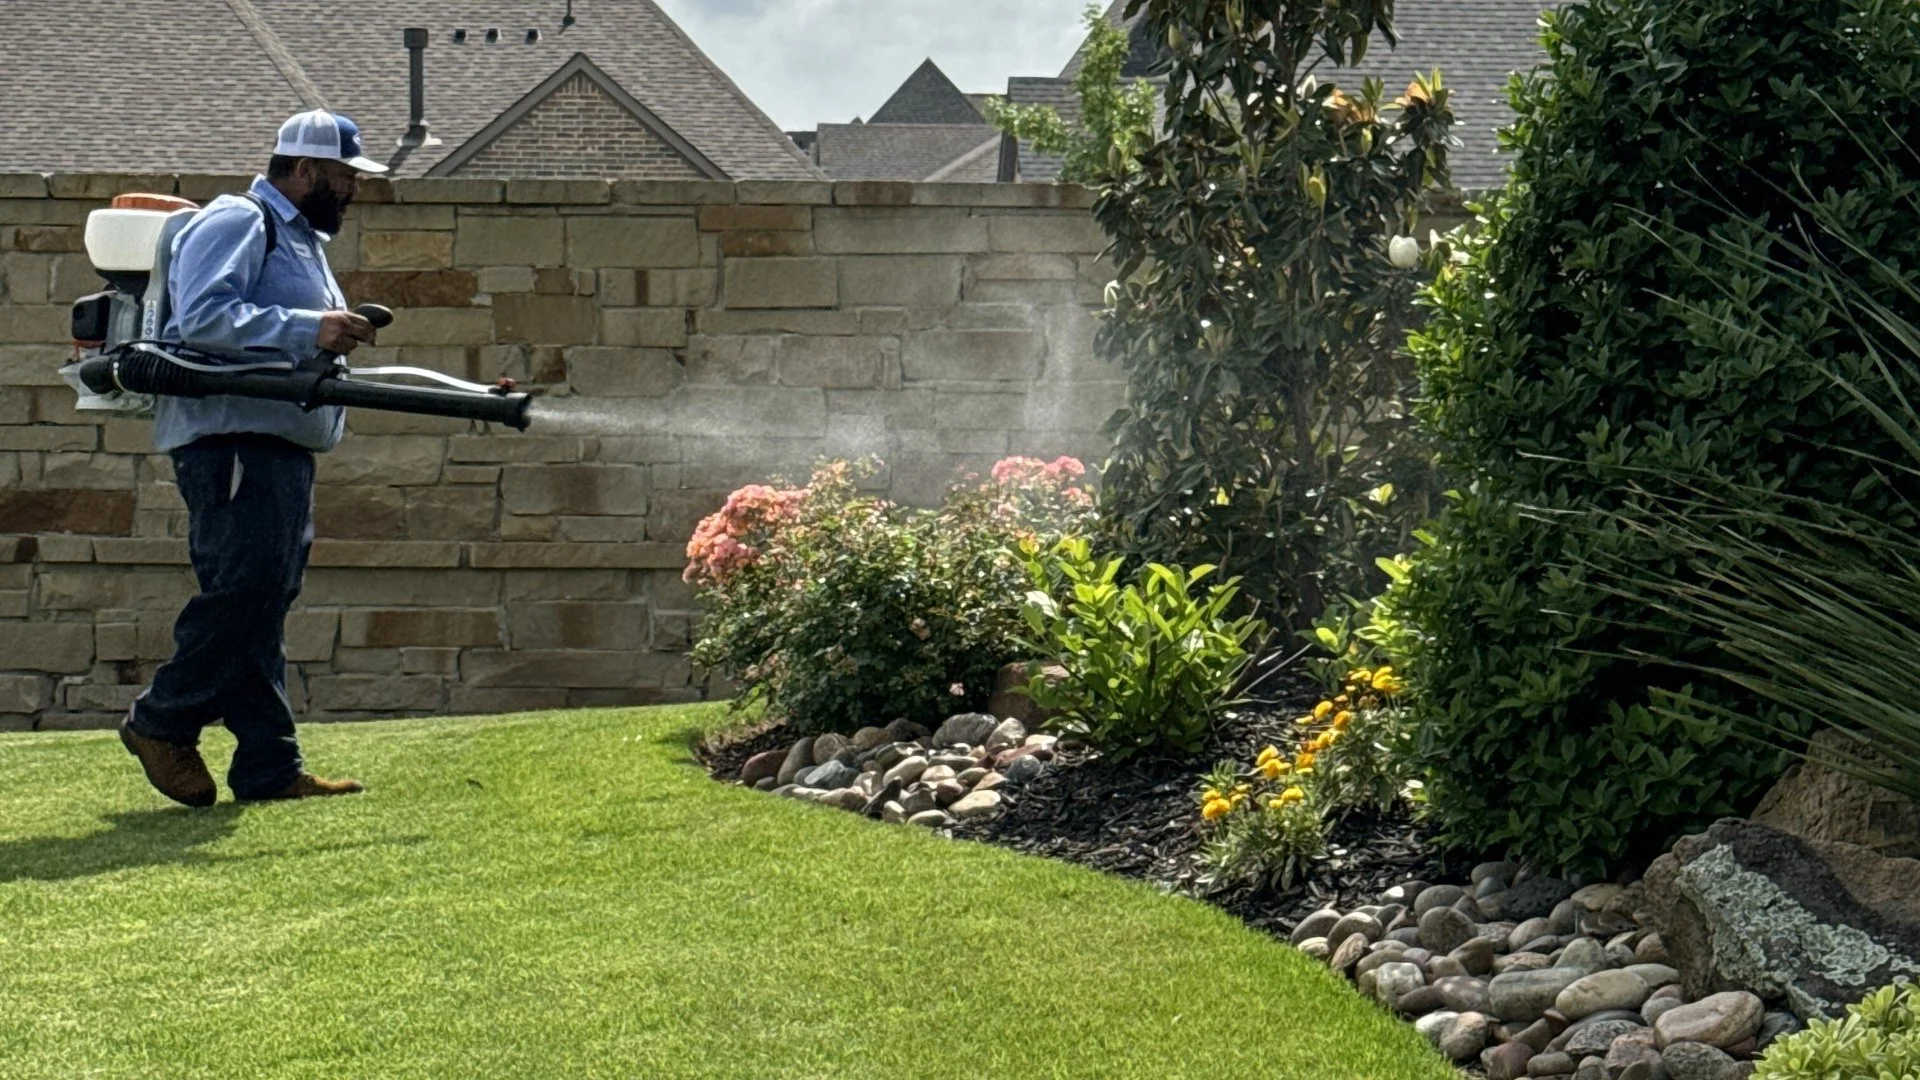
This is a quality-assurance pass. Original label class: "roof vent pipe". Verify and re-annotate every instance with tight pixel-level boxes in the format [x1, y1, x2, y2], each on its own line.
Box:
[389, 27, 443, 171]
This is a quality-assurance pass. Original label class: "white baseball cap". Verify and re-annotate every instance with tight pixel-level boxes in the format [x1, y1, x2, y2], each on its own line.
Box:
[274, 109, 389, 173]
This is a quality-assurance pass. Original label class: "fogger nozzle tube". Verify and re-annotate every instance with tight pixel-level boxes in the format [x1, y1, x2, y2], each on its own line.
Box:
[77, 351, 533, 430]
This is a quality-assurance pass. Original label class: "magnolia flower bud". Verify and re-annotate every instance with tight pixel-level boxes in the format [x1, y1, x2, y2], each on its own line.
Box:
[1388, 235, 1421, 268]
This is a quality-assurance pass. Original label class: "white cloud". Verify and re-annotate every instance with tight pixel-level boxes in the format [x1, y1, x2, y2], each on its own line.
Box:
[653, 0, 1092, 130]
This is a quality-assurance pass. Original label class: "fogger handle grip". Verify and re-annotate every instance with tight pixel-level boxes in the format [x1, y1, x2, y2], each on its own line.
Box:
[312, 304, 394, 369]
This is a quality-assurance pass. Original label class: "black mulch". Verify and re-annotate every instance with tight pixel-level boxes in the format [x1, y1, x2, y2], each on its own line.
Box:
[694, 669, 1466, 941]
[695, 719, 790, 782]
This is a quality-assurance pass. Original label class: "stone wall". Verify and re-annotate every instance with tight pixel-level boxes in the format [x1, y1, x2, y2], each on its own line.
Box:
[0, 172, 1119, 731]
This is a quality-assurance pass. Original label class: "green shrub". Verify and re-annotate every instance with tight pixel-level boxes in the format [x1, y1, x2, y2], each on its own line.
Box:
[687, 458, 1093, 734]
[1391, 0, 1920, 873]
[1018, 537, 1264, 761]
[1583, 196, 1920, 804]
[1753, 983, 1920, 1080]
[1087, 0, 1456, 625]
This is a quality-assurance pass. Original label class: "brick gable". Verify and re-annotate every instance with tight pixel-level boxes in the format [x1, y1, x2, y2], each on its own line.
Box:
[450, 72, 706, 180]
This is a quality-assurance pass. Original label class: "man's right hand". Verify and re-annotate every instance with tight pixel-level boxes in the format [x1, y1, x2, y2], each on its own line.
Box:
[316, 310, 376, 355]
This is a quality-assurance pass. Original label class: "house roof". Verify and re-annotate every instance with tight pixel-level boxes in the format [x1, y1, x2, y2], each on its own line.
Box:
[814, 124, 1002, 182]
[1345, 0, 1549, 191]
[0, 0, 309, 175]
[0, 0, 822, 180]
[1005, 77, 1080, 182]
[869, 60, 986, 125]
[1029, 0, 1546, 190]
[424, 53, 728, 179]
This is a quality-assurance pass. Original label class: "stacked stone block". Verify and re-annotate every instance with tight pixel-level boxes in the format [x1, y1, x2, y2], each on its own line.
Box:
[0, 173, 1121, 731]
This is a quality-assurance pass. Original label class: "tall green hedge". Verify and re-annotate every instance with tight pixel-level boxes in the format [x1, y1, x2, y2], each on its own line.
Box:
[1393, 0, 1920, 873]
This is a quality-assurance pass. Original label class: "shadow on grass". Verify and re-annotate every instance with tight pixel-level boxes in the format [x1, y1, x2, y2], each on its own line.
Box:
[0, 805, 431, 885]
[671, 723, 713, 760]
[0, 804, 249, 884]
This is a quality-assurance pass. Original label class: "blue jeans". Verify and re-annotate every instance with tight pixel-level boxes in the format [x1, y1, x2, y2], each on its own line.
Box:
[130, 434, 314, 798]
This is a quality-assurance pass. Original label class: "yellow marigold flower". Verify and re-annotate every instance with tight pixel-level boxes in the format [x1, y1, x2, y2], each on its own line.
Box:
[1295, 751, 1317, 771]
[1280, 786, 1306, 804]
[1334, 694, 1350, 707]
[1312, 700, 1334, 720]
[1333, 710, 1355, 730]
[1257, 745, 1280, 767]
[1375, 676, 1404, 695]
[1349, 668, 1373, 686]
[1295, 714, 1316, 726]
[1259, 758, 1286, 781]
[1202, 799, 1231, 822]
[1202, 789, 1221, 802]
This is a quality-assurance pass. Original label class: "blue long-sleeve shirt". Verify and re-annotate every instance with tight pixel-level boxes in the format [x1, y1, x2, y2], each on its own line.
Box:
[153, 176, 348, 453]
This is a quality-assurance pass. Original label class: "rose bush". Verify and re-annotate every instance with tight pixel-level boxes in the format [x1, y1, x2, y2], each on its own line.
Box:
[688, 457, 1090, 734]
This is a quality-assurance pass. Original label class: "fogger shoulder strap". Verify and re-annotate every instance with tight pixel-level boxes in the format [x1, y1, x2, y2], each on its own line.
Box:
[232, 192, 279, 266]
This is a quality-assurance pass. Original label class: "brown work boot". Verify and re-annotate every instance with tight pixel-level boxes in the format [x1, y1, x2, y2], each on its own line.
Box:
[119, 716, 217, 808]
[242, 773, 366, 801]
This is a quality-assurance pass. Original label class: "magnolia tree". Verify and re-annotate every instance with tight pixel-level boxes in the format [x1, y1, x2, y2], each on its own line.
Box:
[1087, 0, 1455, 625]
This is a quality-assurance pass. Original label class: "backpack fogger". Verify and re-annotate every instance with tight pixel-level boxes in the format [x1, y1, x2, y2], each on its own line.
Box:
[63, 193, 532, 430]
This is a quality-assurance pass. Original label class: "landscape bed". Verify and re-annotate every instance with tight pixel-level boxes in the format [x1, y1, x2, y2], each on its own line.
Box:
[696, 668, 1449, 938]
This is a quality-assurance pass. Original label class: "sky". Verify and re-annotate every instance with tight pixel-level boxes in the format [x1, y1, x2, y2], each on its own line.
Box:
[651, 0, 1094, 131]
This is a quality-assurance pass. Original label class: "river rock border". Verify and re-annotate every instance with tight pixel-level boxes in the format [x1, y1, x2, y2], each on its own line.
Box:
[732, 713, 1055, 829]
[1300, 865, 1803, 1079]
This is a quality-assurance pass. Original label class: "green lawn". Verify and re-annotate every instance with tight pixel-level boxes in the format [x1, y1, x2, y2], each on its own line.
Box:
[0, 706, 1450, 1080]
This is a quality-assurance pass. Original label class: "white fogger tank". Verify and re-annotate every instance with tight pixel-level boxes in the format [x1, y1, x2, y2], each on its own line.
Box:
[66, 192, 203, 414]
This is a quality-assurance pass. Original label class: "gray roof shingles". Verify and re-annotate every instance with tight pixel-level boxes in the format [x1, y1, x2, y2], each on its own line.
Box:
[1338, 0, 1549, 191]
[814, 124, 1001, 182]
[0, 0, 822, 180]
[0, 0, 308, 174]
[869, 60, 985, 126]
[1005, 77, 1080, 182]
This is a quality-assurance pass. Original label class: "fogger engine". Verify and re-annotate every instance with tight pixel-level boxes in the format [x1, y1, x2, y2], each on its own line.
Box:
[63, 193, 532, 430]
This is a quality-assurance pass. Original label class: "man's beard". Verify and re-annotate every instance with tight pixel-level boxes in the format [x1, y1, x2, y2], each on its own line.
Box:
[297, 183, 350, 235]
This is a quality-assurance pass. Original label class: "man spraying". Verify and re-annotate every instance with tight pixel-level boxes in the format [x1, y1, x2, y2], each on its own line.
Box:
[120, 110, 384, 807]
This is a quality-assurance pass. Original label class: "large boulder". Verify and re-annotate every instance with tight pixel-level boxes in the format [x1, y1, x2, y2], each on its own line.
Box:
[1750, 732, 1920, 859]
[1642, 819, 1920, 1019]
[985, 661, 1067, 725]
